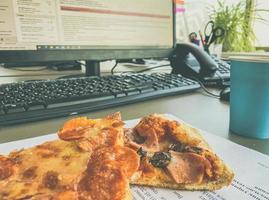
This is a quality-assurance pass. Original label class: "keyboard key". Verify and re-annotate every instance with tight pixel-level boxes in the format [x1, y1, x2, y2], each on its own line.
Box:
[137, 86, 155, 93]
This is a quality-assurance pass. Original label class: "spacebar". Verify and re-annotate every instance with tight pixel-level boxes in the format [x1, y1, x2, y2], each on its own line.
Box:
[47, 95, 115, 108]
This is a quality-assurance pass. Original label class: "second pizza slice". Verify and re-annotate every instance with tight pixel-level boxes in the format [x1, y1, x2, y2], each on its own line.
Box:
[124, 114, 234, 191]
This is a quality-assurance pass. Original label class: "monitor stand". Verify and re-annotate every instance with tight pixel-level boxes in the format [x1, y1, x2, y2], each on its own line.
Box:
[57, 60, 101, 79]
[85, 60, 100, 76]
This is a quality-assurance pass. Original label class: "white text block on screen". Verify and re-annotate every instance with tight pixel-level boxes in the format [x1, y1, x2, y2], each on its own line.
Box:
[0, 0, 173, 50]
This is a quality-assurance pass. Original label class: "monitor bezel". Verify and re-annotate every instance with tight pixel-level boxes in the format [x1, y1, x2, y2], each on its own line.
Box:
[0, 1, 176, 64]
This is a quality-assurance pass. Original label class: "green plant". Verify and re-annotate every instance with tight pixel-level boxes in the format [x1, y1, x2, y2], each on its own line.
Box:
[210, 0, 269, 52]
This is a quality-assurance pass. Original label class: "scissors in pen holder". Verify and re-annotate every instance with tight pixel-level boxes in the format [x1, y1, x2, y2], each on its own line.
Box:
[204, 20, 225, 54]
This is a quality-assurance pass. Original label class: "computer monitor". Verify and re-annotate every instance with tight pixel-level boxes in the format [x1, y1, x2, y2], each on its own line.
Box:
[0, 0, 175, 75]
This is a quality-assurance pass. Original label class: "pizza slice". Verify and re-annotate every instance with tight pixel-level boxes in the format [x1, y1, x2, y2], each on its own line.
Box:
[124, 114, 234, 190]
[0, 113, 139, 200]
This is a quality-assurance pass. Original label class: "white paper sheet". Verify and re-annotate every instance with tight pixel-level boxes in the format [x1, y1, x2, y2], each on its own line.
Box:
[0, 114, 269, 200]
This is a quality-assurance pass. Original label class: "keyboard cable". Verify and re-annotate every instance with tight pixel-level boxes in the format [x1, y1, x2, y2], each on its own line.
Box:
[119, 64, 171, 75]
[111, 61, 119, 75]
[188, 76, 220, 99]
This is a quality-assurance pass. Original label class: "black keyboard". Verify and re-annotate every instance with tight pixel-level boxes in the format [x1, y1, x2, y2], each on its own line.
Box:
[0, 73, 200, 125]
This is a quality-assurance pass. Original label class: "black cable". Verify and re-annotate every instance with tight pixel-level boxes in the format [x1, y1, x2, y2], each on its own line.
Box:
[120, 64, 171, 75]
[188, 76, 220, 98]
[135, 64, 171, 73]
[111, 61, 119, 75]
[198, 80, 220, 98]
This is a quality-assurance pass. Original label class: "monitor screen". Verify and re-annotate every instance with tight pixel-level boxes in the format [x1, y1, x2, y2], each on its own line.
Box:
[0, 0, 175, 63]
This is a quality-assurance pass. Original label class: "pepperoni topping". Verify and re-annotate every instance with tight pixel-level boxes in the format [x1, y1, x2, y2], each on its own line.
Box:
[135, 115, 168, 139]
[139, 159, 156, 176]
[62, 117, 93, 130]
[134, 115, 168, 151]
[78, 164, 127, 200]
[129, 115, 202, 153]
[77, 146, 139, 200]
[75, 128, 121, 152]
[58, 127, 90, 141]
[166, 152, 210, 184]
[58, 114, 124, 153]
[58, 117, 94, 141]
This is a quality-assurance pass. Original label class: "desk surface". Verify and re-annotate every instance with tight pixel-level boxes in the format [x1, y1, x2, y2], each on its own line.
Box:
[0, 67, 269, 156]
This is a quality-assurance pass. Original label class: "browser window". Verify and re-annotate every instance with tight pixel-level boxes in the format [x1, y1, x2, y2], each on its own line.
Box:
[0, 0, 173, 50]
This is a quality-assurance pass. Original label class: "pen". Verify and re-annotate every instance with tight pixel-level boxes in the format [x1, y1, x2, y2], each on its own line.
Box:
[199, 30, 205, 48]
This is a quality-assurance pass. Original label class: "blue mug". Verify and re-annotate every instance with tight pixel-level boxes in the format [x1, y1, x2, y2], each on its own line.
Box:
[230, 56, 269, 139]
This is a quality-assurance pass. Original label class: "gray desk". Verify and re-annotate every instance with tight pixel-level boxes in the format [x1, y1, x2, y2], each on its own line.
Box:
[0, 67, 269, 155]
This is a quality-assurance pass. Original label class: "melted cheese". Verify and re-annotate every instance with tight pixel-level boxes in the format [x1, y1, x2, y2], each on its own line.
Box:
[0, 140, 90, 200]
